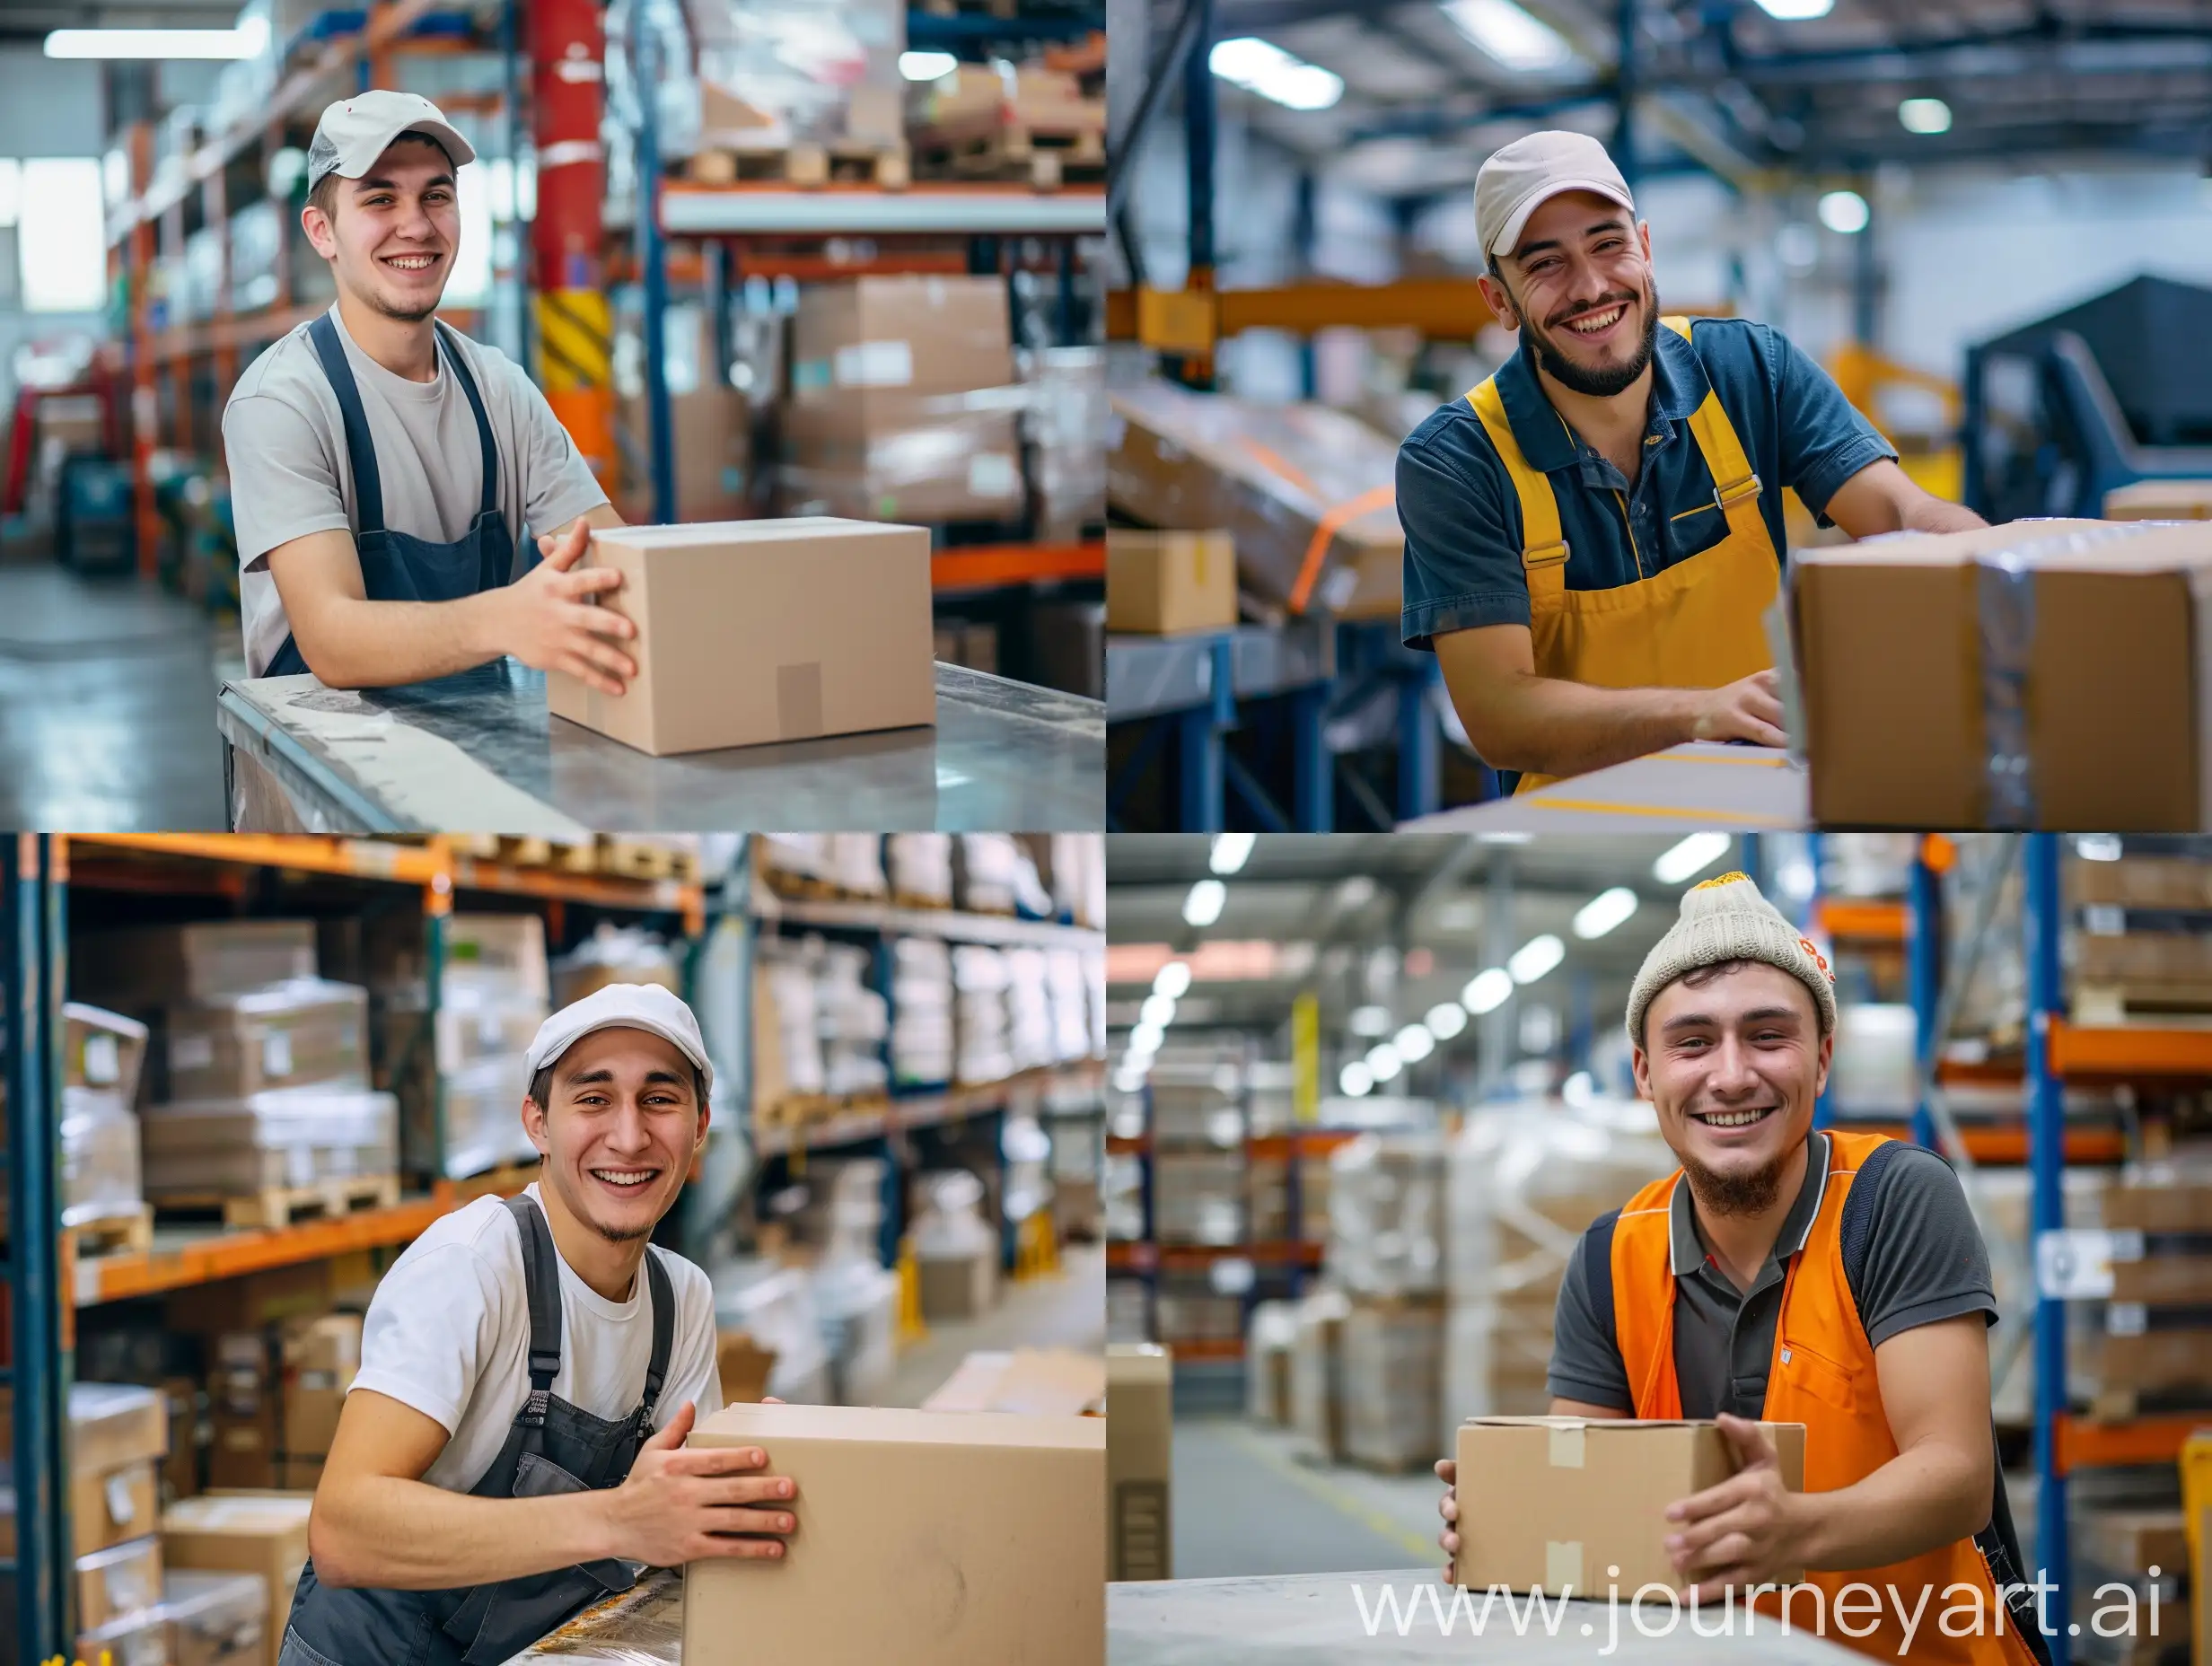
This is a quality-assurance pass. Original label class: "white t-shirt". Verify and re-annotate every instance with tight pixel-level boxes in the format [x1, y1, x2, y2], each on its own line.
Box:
[221, 307, 609, 678]
[351, 1183, 722, 1495]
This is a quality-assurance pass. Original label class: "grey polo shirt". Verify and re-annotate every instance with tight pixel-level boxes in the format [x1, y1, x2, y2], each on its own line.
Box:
[1548, 1133, 1998, 1418]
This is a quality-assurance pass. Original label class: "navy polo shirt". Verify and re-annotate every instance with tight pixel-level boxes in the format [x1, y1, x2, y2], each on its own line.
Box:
[1398, 317, 1897, 651]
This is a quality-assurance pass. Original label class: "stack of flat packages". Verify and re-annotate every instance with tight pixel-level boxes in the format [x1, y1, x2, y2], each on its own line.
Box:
[161, 1491, 314, 1666]
[957, 833, 1053, 916]
[58, 1003, 151, 1230]
[1109, 379, 1404, 619]
[781, 276, 1024, 527]
[618, 303, 750, 523]
[885, 832, 954, 907]
[952, 945, 1014, 1084]
[1003, 946, 1056, 1074]
[1288, 1289, 1350, 1463]
[911, 1168, 1000, 1322]
[1023, 345, 1107, 540]
[889, 936, 954, 1089]
[1440, 1100, 1675, 1454]
[1327, 1134, 1446, 1472]
[1042, 947, 1094, 1065]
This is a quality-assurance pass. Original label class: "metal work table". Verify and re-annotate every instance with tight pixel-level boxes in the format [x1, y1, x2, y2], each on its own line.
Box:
[217, 660, 1102, 833]
[1404, 742, 1808, 832]
[1110, 1571, 1863, 1662]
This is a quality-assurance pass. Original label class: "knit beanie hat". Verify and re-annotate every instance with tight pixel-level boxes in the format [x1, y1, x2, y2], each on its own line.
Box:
[1625, 871, 1838, 1047]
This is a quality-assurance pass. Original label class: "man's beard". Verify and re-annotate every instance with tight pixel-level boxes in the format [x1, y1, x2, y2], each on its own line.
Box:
[369, 291, 441, 325]
[1681, 1146, 1787, 1217]
[1520, 281, 1659, 399]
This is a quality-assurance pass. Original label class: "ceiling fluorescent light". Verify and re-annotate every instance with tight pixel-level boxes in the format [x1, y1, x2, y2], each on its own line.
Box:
[1339, 1060, 1374, 1097]
[1572, 886, 1639, 941]
[1183, 880, 1227, 927]
[1508, 934, 1565, 985]
[1426, 1002, 1468, 1040]
[1209, 832, 1256, 875]
[1154, 961, 1192, 999]
[1209, 37, 1344, 112]
[1393, 1023, 1436, 1065]
[1438, 0, 1576, 73]
[900, 50, 958, 80]
[1462, 968, 1513, 1015]
[1654, 833, 1734, 885]
[1365, 1042, 1403, 1083]
[1752, 0, 1833, 17]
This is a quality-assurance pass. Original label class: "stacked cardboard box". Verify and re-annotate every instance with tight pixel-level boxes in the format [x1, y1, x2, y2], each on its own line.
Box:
[1152, 1152, 1244, 1246]
[1341, 1301, 1444, 1472]
[2071, 1504, 2189, 1663]
[1107, 530, 1237, 636]
[161, 1569, 268, 1666]
[911, 1169, 999, 1322]
[1289, 1290, 1349, 1462]
[206, 1312, 362, 1493]
[58, 1003, 149, 1231]
[782, 277, 1023, 526]
[923, 1348, 1106, 1416]
[685, 0, 906, 150]
[1245, 1302, 1297, 1426]
[1106, 1345, 1172, 1583]
[2095, 1172, 2212, 1412]
[618, 305, 751, 524]
[0, 1386, 169, 1650]
[1109, 381, 1403, 619]
[162, 1493, 314, 1666]
[555, 924, 684, 1007]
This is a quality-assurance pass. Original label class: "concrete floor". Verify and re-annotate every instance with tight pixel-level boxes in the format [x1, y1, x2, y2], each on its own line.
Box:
[1172, 1418, 1445, 1580]
[0, 565, 231, 829]
[882, 1241, 1105, 1407]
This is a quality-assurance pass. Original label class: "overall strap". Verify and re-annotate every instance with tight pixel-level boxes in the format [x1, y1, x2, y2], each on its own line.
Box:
[639, 1249, 676, 1425]
[505, 1194, 564, 1425]
[1466, 377, 1569, 577]
[1662, 317, 1771, 552]
[307, 311, 386, 539]
[434, 320, 500, 521]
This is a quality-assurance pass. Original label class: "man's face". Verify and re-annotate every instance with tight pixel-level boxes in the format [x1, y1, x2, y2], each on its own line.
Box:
[1484, 189, 1659, 399]
[524, 1027, 707, 1244]
[1632, 962, 1830, 1215]
[303, 137, 459, 323]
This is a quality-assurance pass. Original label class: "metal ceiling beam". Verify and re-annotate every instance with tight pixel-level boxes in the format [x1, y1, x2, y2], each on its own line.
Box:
[1216, 0, 1391, 28]
[1109, 0, 1209, 227]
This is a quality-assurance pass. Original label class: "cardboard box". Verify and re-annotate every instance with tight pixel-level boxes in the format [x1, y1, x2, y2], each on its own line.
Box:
[2104, 1181, 2212, 1233]
[1105, 1344, 1172, 1583]
[1107, 530, 1238, 636]
[163, 981, 369, 1100]
[917, 1246, 997, 1321]
[162, 1492, 314, 1666]
[282, 1312, 362, 1379]
[0, 1382, 171, 1476]
[1791, 520, 2212, 829]
[2091, 1328, 2212, 1392]
[0, 1457, 160, 1559]
[279, 1384, 347, 1460]
[1109, 382, 1402, 619]
[546, 519, 936, 756]
[2076, 1506, 2188, 1574]
[66, 1003, 152, 1105]
[79, 1534, 165, 1631]
[168, 1263, 335, 1335]
[73, 922, 319, 1009]
[716, 1329, 777, 1405]
[1451, 1417, 1806, 1593]
[922, 1349, 1106, 1416]
[164, 1568, 270, 1666]
[163, 1375, 206, 1503]
[780, 408, 1024, 526]
[2104, 478, 2212, 520]
[207, 1418, 276, 1492]
[682, 1402, 1103, 1666]
[2069, 855, 2212, 909]
[790, 276, 1014, 416]
[621, 388, 751, 523]
[271, 1457, 324, 1493]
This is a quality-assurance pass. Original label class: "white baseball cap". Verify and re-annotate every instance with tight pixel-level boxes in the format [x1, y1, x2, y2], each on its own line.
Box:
[307, 90, 476, 194]
[1475, 129, 1637, 262]
[526, 983, 715, 1098]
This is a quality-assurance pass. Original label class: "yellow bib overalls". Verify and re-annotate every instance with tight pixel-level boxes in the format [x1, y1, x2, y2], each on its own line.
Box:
[1464, 317, 1779, 793]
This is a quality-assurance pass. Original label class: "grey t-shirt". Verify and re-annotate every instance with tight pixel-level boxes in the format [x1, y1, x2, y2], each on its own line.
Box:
[221, 307, 608, 676]
[1548, 1133, 1998, 1417]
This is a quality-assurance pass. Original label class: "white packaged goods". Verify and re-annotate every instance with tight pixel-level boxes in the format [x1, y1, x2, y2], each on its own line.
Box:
[1002, 1114, 1053, 1229]
[911, 1169, 995, 1260]
[1290, 1290, 1349, 1462]
[812, 1221, 899, 1407]
[1440, 1099, 1675, 1446]
[1830, 1004, 1918, 1117]
[952, 945, 1014, 1084]
[1245, 1060, 1295, 1138]
[1108, 1278, 1151, 1344]
[1342, 1302, 1444, 1471]
[759, 834, 831, 889]
[682, 0, 905, 146]
[554, 925, 681, 1006]
[957, 835, 1053, 917]
[889, 936, 953, 1086]
[140, 1086, 400, 1193]
[1104, 1153, 1144, 1243]
[444, 914, 552, 1002]
[1084, 950, 1108, 1057]
[1820, 833, 1919, 897]
[1004, 948, 1055, 1074]
[1153, 1152, 1244, 1246]
[59, 1087, 143, 1227]
[759, 947, 828, 1098]
[1246, 1301, 1298, 1425]
[441, 1057, 538, 1178]
[1043, 950, 1093, 1064]
[886, 834, 953, 906]
[715, 1262, 833, 1405]
[1328, 1134, 1447, 1298]
[1048, 833, 1105, 927]
[818, 944, 890, 1100]
[827, 835, 888, 899]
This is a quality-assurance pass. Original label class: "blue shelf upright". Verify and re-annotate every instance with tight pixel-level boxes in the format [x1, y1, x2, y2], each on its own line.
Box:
[2022, 833, 2068, 1666]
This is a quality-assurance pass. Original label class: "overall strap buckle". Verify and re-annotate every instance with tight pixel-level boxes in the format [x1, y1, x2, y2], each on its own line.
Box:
[1714, 470, 1762, 513]
[519, 1389, 552, 1428]
[1523, 538, 1570, 571]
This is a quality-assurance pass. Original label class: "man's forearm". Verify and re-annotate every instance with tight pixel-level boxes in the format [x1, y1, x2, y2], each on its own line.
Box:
[296, 590, 509, 688]
[1456, 675, 1704, 780]
[313, 1474, 613, 1589]
[1797, 1441, 1988, 1573]
[1900, 496, 1988, 534]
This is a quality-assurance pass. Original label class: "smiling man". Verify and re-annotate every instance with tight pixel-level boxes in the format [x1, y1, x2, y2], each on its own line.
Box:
[223, 91, 639, 695]
[1435, 873, 2049, 1665]
[1400, 131, 1988, 794]
[278, 984, 796, 1666]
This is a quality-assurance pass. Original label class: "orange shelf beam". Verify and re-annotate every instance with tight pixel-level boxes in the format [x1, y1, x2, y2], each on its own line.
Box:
[1109, 1241, 1324, 1274]
[2049, 1021, 2212, 1079]
[932, 542, 1102, 592]
[1815, 899, 1909, 943]
[2055, 1414, 2211, 1477]
[82, 1200, 443, 1305]
[1248, 1129, 1365, 1160]
[1164, 1337, 1245, 1362]
[1832, 1122, 2126, 1165]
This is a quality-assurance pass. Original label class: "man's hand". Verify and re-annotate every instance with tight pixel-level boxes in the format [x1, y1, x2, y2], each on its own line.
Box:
[496, 514, 636, 696]
[1435, 1457, 1460, 1582]
[595, 1400, 797, 1567]
[1663, 1414, 1805, 1602]
[1689, 670, 1786, 750]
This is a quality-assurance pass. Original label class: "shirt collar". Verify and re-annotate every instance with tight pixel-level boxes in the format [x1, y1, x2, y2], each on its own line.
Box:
[1494, 314, 1708, 476]
[1668, 1129, 1831, 1277]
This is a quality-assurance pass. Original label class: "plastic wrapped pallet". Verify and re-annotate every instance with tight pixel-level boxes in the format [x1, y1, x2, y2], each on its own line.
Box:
[1003, 947, 1055, 1074]
[1109, 381, 1403, 619]
[1289, 1290, 1349, 1462]
[162, 979, 368, 1101]
[554, 925, 681, 1007]
[503, 1568, 680, 1666]
[886, 834, 952, 907]
[67, 1003, 151, 1108]
[1328, 1133, 1446, 1298]
[1341, 1300, 1444, 1472]
[74, 920, 317, 1010]
[1246, 1301, 1297, 1425]
[162, 1568, 267, 1666]
[438, 1057, 538, 1179]
[62, 1086, 144, 1229]
[1440, 1098, 1676, 1446]
[139, 1086, 398, 1196]
[1047, 832, 1104, 928]
[759, 834, 832, 894]
[714, 1262, 833, 1405]
[952, 945, 1014, 1084]
[888, 936, 953, 1087]
[814, 942, 889, 1100]
[812, 1234, 898, 1407]
[683, 0, 905, 148]
[1023, 346, 1106, 542]
[757, 950, 829, 1100]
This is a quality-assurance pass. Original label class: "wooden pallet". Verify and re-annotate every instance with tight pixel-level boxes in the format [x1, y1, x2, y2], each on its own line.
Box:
[2073, 983, 2212, 1026]
[2084, 1386, 2212, 1423]
[917, 0, 1021, 14]
[599, 838, 702, 883]
[65, 1206, 154, 1259]
[445, 1159, 542, 1201]
[891, 890, 953, 912]
[912, 118, 1104, 190]
[157, 1173, 401, 1231]
[686, 139, 910, 189]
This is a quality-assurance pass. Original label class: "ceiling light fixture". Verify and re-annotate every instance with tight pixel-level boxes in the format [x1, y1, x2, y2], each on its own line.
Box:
[899, 49, 958, 80]
[1508, 934, 1565, 985]
[1438, 0, 1576, 72]
[45, 27, 263, 57]
[1209, 37, 1345, 112]
[1183, 880, 1227, 927]
[1139, 994, 1177, 1030]
[1818, 189, 1870, 234]
[1154, 961, 1192, 999]
[1349, 1004, 1392, 1038]
[1462, 968, 1514, 1015]
[1209, 832, 1257, 875]
[1571, 886, 1639, 940]
[1654, 832, 1734, 885]
[1898, 97, 1951, 135]
[1426, 1002, 1468, 1040]
[1339, 1059, 1374, 1097]
[1365, 1041, 1403, 1083]
[1751, 0, 1834, 18]
[1393, 1023, 1436, 1064]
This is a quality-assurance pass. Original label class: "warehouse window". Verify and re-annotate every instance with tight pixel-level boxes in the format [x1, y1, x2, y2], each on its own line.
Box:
[19, 158, 106, 313]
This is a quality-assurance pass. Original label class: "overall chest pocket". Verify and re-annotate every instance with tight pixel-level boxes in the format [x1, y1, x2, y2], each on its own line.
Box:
[1776, 1335, 1863, 1413]
[1663, 495, 1734, 566]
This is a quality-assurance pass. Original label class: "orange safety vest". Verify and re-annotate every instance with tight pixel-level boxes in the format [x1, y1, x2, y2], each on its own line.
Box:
[1464, 316, 1779, 794]
[1610, 1129, 2044, 1666]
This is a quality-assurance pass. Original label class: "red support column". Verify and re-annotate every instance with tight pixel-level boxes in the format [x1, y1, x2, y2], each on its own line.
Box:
[530, 0, 615, 490]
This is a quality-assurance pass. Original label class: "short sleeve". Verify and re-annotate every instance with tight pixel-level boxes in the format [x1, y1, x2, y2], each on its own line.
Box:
[507, 361, 610, 539]
[1398, 416, 1532, 651]
[353, 1241, 509, 1436]
[1850, 1145, 1998, 1350]
[653, 1252, 725, 1429]
[1768, 327, 1898, 525]
[1545, 1226, 1634, 1411]
[223, 392, 353, 571]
